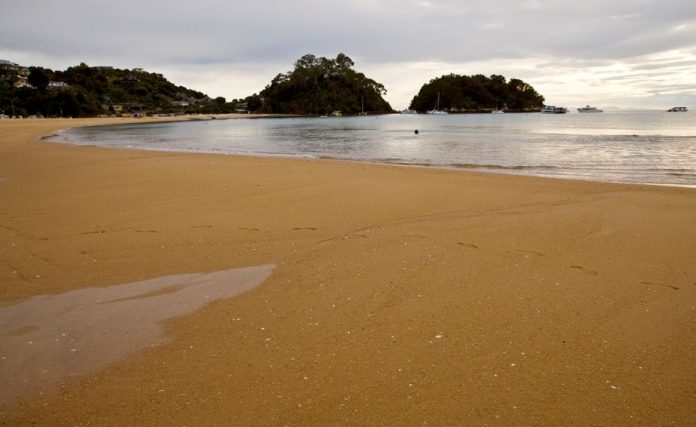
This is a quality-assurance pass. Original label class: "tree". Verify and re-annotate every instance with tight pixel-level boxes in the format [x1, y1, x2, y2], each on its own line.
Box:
[28, 68, 49, 91]
[335, 53, 354, 70]
[246, 94, 262, 111]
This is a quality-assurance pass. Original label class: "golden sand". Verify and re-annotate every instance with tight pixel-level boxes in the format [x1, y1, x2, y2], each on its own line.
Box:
[0, 264, 274, 404]
[1, 118, 695, 424]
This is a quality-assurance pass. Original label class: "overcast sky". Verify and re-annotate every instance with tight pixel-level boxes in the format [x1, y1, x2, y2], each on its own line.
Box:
[2, 0, 695, 109]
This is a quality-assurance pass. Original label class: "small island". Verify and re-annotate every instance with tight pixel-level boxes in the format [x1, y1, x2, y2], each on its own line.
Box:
[409, 74, 545, 113]
[248, 53, 393, 115]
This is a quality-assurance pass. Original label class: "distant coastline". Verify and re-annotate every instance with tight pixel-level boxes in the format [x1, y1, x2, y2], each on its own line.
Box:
[2, 57, 545, 118]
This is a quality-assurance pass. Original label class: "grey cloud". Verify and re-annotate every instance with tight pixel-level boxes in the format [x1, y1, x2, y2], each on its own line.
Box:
[645, 84, 696, 94]
[2, 0, 695, 107]
[630, 59, 696, 71]
[3, 0, 696, 66]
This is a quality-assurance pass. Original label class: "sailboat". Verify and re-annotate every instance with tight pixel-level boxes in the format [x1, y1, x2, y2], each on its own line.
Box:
[359, 96, 367, 115]
[428, 92, 448, 115]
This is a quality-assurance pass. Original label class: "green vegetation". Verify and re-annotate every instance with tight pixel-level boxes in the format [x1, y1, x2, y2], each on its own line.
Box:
[0, 62, 250, 117]
[0, 59, 544, 118]
[256, 53, 393, 115]
[409, 74, 544, 113]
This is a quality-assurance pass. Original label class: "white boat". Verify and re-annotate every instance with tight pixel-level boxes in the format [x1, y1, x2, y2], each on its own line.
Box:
[577, 105, 603, 113]
[491, 109, 505, 114]
[541, 105, 568, 114]
[401, 109, 417, 114]
[428, 92, 448, 115]
[667, 106, 688, 112]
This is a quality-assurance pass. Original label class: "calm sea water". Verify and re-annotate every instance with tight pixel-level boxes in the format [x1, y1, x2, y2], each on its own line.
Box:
[56, 111, 696, 187]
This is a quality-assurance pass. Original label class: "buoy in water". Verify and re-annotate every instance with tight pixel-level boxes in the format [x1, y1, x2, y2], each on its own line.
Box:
[414, 129, 419, 135]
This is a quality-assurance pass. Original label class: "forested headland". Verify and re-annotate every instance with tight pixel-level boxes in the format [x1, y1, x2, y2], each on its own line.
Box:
[0, 62, 248, 117]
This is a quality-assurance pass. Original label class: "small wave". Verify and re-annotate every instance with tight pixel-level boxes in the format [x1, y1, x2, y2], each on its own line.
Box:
[667, 172, 696, 178]
[390, 161, 436, 167]
[39, 133, 60, 141]
[449, 163, 560, 171]
[646, 168, 695, 173]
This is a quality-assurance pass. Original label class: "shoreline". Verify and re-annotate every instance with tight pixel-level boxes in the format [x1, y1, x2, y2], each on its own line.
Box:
[46, 117, 696, 190]
[1, 118, 695, 424]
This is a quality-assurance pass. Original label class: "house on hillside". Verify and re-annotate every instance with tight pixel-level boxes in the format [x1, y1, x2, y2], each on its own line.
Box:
[48, 81, 68, 89]
[0, 60, 20, 71]
[13, 77, 34, 89]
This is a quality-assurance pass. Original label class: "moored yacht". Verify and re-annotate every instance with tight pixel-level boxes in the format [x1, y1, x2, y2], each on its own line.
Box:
[427, 92, 449, 114]
[577, 105, 603, 113]
[541, 105, 568, 114]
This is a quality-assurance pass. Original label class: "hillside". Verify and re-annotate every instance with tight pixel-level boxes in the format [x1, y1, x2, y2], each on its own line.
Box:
[254, 53, 393, 115]
[409, 74, 544, 113]
[0, 61, 243, 117]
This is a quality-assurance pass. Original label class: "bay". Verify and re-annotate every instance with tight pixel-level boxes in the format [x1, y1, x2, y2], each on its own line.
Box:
[55, 111, 696, 187]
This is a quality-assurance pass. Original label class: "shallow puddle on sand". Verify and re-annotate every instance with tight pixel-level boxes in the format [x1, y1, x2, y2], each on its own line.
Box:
[0, 264, 274, 404]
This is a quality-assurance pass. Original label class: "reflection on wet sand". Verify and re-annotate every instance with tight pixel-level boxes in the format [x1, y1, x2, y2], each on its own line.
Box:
[0, 264, 274, 404]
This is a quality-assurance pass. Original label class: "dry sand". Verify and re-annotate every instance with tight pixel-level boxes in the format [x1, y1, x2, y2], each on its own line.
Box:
[0, 118, 695, 425]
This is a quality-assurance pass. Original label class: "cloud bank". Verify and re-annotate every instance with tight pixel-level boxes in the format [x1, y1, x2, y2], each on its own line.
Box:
[2, 0, 695, 108]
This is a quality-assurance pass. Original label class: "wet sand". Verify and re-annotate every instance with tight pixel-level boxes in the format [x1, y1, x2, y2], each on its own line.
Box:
[0, 264, 274, 404]
[1, 118, 695, 425]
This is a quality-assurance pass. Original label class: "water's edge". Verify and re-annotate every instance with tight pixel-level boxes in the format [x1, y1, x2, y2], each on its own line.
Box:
[44, 118, 696, 189]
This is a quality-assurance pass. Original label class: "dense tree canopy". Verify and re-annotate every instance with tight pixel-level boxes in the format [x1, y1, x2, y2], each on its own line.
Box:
[256, 53, 393, 115]
[0, 62, 249, 117]
[27, 68, 49, 91]
[409, 74, 544, 112]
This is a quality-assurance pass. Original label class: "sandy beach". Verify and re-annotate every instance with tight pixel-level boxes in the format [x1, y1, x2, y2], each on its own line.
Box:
[1, 118, 695, 424]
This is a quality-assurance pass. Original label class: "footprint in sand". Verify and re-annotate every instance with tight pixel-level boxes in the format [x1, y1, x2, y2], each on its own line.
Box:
[456, 242, 479, 249]
[516, 249, 544, 257]
[640, 281, 679, 290]
[569, 265, 599, 276]
[346, 233, 368, 239]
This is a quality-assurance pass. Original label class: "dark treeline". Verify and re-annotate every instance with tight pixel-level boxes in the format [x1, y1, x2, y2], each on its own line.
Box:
[1, 59, 546, 118]
[255, 53, 393, 115]
[409, 74, 545, 113]
[0, 63, 251, 117]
